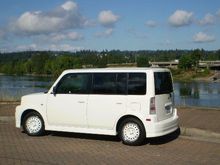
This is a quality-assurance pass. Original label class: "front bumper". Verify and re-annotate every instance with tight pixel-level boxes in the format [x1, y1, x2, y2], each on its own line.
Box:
[15, 105, 22, 128]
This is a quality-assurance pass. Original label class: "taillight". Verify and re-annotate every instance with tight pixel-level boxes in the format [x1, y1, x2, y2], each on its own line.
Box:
[150, 97, 156, 114]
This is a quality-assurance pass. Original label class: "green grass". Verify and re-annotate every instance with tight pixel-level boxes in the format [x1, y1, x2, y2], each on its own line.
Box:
[171, 68, 213, 82]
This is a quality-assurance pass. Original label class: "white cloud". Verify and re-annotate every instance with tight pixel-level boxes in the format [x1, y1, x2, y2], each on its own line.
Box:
[12, 1, 86, 35]
[159, 39, 173, 46]
[169, 10, 193, 27]
[16, 44, 37, 51]
[216, 9, 220, 17]
[98, 10, 119, 27]
[95, 28, 113, 38]
[50, 32, 83, 42]
[193, 32, 215, 43]
[199, 13, 215, 25]
[164, 39, 172, 45]
[61, 1, 77, 11]
[0, 29, 5, 39]
[49, 44, 83, 51]
[145, 20, 157, 27]
[67, 32, 83, 40]
[14, 43, 83, 52]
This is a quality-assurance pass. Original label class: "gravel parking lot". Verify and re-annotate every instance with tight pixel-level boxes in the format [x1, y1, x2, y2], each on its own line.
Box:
[0, 120, 220, 165]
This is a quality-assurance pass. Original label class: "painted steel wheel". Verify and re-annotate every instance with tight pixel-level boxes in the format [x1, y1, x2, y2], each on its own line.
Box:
[23, 112, 45, 136]
[119, 118, 146, 146]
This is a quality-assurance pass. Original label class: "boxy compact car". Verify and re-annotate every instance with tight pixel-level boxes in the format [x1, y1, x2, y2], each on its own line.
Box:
[15, 68, 179, 145]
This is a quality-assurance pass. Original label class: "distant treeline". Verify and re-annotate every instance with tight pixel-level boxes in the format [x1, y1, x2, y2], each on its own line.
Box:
[0, 49, 220, 76]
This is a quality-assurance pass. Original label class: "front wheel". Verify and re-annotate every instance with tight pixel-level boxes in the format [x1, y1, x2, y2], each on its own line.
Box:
[23, 112, 45, 136]
[119, 118, 146, 146]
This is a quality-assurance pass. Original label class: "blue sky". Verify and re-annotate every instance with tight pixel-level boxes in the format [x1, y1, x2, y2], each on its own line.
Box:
[0, 0, 219, 52]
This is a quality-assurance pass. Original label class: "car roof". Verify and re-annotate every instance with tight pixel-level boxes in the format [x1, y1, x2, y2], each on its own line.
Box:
[63, 67, 170, 74]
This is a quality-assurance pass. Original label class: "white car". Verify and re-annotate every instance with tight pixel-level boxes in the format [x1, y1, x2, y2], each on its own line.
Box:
[15, 68, 179, 145]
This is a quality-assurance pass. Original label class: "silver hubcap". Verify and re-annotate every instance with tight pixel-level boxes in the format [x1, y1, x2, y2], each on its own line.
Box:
[26, 116, 42, 134]
[123, 123, 140, 142]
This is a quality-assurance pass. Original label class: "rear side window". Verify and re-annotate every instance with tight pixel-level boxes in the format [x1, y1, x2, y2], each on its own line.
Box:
[154, 72, 173, 95]
[93, 73, 117, 94]
[92, 73, 127, 95]
[128, 73, 146, 95]
[116, 73, 127, 94]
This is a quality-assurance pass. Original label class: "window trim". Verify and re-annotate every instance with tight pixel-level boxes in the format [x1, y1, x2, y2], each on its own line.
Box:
[55, 73, 92, 94]
[55, 72, 147, 95]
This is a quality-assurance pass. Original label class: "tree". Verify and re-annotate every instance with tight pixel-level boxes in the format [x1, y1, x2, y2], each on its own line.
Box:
[190, 49, 202, 69]
[178, 55, 193, 70]
[31, 53, 51, 74]
[137, 55, 150, 67]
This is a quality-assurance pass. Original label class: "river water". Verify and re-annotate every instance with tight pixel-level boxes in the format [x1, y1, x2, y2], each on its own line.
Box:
[0, 75, 219, 108]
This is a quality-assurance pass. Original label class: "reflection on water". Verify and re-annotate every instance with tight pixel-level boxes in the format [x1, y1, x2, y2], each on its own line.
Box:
[179, 82, 200, 98]
[174, 81, 220, 108]
[0, 75, 220, 108]
[0, 75, 54, 101]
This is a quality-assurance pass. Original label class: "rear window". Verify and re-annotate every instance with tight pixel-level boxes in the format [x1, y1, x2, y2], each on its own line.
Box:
[154, 72, 173, 95]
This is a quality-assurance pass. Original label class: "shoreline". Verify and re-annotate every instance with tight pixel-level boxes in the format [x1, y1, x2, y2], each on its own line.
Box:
[0, 73, 54, 78]
[173, 70, 220, 83]
[1, 70, 220, 83]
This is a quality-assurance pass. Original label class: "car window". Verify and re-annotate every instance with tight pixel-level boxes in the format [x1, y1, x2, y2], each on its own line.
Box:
[92, 73, 117, 94]
[116, 73, 127, 94]
[154, 72, 173, 95]
[56, 73, 91, 94]
[128, 73, 146, 95]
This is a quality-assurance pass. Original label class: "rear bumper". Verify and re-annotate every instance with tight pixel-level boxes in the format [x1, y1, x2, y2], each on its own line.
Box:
[145, 108, 179, 138]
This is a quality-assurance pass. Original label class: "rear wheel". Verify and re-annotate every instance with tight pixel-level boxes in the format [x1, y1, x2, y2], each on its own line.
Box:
[119, 118, 146, 146]
[23, 112, 45, 136]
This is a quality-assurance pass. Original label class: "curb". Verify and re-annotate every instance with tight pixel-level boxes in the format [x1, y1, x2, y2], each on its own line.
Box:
[0, 102, 20, 105]
[180, 127, 220, 143]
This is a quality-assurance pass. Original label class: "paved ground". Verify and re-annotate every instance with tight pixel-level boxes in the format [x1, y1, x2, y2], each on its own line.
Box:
[0, 121, 220, 165]
[0, 103, 18, 117]
[1, 103, 220, 133]
[0, 103, 220, 164]
[178, 106, 220, 133]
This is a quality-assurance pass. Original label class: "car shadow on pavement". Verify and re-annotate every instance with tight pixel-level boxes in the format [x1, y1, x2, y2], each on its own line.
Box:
[47, 128, 180, 145]
[49, 131, 121, 142]
[145, 128, 180, 145]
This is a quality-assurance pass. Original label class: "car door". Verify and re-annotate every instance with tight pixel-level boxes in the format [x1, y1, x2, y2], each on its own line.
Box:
[46, 73, 91, 127]
[87, 73, 127, 130]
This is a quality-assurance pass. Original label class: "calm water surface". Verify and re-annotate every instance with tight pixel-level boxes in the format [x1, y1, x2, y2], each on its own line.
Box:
[0, 75, 219, 108]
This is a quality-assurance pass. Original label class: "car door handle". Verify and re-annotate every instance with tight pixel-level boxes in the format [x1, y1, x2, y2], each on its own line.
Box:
[116, 102, 122, 105]
[78, 101, 85, 103]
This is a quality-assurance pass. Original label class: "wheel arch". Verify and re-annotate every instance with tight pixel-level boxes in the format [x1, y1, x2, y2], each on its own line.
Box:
[21, 109, 44, 128]
[116, 115, 145, 134]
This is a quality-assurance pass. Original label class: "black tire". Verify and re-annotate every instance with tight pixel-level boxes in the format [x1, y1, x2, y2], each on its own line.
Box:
[119, 118, 146, 146]
[23, 112, 45, 136]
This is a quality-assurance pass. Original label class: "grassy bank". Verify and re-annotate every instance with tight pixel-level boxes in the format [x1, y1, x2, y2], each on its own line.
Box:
[171, 68, 215, 82]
